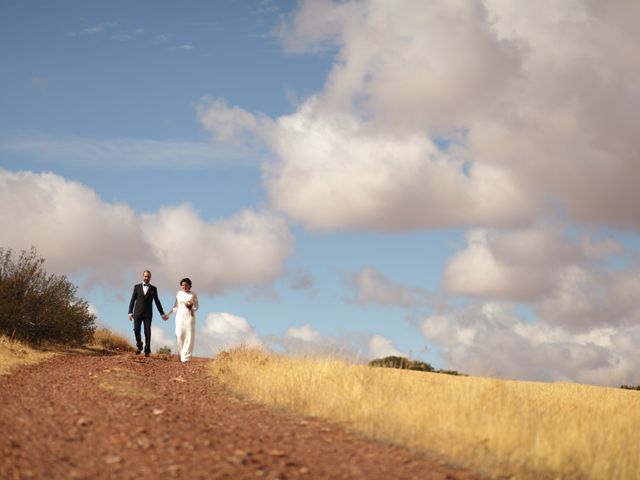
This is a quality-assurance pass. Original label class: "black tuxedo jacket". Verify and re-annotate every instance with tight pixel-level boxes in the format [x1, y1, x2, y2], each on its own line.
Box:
[128, 283, 165, 320]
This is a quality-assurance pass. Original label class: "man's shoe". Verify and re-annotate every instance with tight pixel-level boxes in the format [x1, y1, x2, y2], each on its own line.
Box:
[135, 348, 142, 355]
[144, 352, 150, 357]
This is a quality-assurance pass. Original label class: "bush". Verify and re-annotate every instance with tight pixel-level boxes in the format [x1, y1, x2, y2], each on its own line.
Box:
[369, 355, 465, 376]
[93, 327, 134, 351]
[157, 346, 172, 355]
[369, 355, 434, 372]
[0, 247, 96, 346]
[620, 385, 640, 391]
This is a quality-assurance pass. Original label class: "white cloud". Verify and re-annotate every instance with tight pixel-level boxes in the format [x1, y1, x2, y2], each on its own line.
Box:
[197, 97, 265, 144]
[0, 169, 293, 293]
[278, 323, 337, 355]
[275, 324, 403, 360]
[200, 1, 640, 231]
[259, 101, 534, 231]
[0, 132, 259, 168]
[152, 33, 172, 45]
[442, 225, 629, 302]
[421, 302, 640, 387]
[142, 204, 293, 295]
[348, 266, 428, 307]
[367, 335, 403, 359]
[443, 226, 581, 301]
[68, 22, 118, 37]
[285, 324, 322, 342]
[151, 325, 174, 349]
[198, 312, 263, 355]
[537, 265, 640, 332]
[0, 169, 145, 285]
[441, 224, 640, 332]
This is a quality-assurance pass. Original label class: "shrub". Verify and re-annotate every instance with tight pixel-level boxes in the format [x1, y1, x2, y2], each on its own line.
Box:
[620, 385, 640, 391]
[93, 327, 134, 351]
[369, 355, 435, 372]
[0, 247, 96, 346]
[157, 346, 172, 355]
[368, 355, 465, 376]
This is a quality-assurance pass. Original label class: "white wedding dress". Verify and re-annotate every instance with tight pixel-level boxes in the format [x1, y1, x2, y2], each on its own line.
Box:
[170, 290, 199, 362]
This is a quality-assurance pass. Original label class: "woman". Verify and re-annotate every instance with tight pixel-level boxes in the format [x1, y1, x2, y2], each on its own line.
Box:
[167, 277, 199, 363]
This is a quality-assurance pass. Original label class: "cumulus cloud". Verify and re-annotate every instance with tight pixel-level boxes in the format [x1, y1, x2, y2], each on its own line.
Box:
[347, 266, 429, 307]
[367, 334, 403, 359]
[443, 225, 586, 301]
[198, 312, 263, 355]
[537, 265, 640, 332]
[141, 204, 293, 295]
[285, 324, 322, 342]
[197, 97, 266, 144]
[270, 323, 404, 360]
[0, 169, 292, 293]
[198, 1, 640, 232]
[262, 103, 533, 231]
[421, 302, 640, 387]
[151, 326, 175, 350]
[278, 323, 335, 355]
[0, 169, 146, 285]
[442, 224, 639, 332]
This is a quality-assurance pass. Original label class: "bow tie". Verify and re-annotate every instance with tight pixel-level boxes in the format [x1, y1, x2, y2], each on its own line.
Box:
[143, 284, 150, 287]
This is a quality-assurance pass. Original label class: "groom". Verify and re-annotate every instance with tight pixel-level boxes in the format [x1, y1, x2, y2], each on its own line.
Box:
[128, 270, 168, 357]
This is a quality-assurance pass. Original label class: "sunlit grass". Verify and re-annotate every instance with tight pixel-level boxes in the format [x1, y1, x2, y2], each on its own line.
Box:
[0, 335, 57, 375]
[92, 327, 135, 352]
[210, 347, 640, 479]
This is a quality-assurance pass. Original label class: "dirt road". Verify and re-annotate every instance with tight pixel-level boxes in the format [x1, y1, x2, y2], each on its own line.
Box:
[0, 352, 479, 479]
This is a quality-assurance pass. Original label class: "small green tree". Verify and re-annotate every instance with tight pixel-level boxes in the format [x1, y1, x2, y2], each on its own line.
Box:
[369, 355, 435, 372]
[0, 247, 96, 346]
[368, 355, 464, 375]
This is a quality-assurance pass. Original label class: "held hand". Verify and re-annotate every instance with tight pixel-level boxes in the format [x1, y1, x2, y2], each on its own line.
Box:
[162, 314, 169, 320]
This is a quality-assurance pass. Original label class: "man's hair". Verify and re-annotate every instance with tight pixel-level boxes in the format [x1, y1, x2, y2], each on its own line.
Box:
[143, 270, 152, 276]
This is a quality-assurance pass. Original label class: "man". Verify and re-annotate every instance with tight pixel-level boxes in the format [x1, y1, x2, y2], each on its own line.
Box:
[128, 270, 168, 357]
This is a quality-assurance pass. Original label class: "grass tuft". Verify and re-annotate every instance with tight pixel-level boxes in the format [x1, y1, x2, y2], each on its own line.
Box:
[92, 327, 135, 352]
[0, 335, 57, 375]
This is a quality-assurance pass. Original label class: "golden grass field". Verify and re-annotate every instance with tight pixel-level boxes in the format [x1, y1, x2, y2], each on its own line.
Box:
[210, 347, 640, 479]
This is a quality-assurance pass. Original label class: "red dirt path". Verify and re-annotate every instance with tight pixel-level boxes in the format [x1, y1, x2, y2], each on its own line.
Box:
[0, 352, 481, 479]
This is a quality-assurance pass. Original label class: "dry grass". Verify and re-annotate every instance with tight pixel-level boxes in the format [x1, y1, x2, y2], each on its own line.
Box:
[92, 327, 135, 352]
[0, 335, 57, 375]
[210, 347, 640, 479]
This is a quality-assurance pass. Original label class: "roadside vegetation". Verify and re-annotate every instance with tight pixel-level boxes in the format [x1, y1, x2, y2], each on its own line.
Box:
[210, 347, 640, 480]
[0, 247, 135, 372]
[92, 327, 135, 352]
[0, 335, 57, 375]
[0, 247, 96, 345]
[369, 355, 464, 376]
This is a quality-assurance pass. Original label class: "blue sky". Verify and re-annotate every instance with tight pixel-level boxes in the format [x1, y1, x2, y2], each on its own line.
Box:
[2, 0, 640, 386]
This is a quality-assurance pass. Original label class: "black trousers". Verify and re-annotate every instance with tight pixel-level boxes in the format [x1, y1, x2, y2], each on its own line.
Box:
[133, 315, 152, 353]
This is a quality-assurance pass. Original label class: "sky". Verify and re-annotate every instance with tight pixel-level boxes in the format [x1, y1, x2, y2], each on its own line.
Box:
[1, 0, 640, 387]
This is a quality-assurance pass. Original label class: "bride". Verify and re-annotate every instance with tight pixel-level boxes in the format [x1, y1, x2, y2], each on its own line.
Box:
[166, 277, 199, 363]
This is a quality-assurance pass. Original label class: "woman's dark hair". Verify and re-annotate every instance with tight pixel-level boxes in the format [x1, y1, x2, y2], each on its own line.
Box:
[180, 277, 192, 287]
